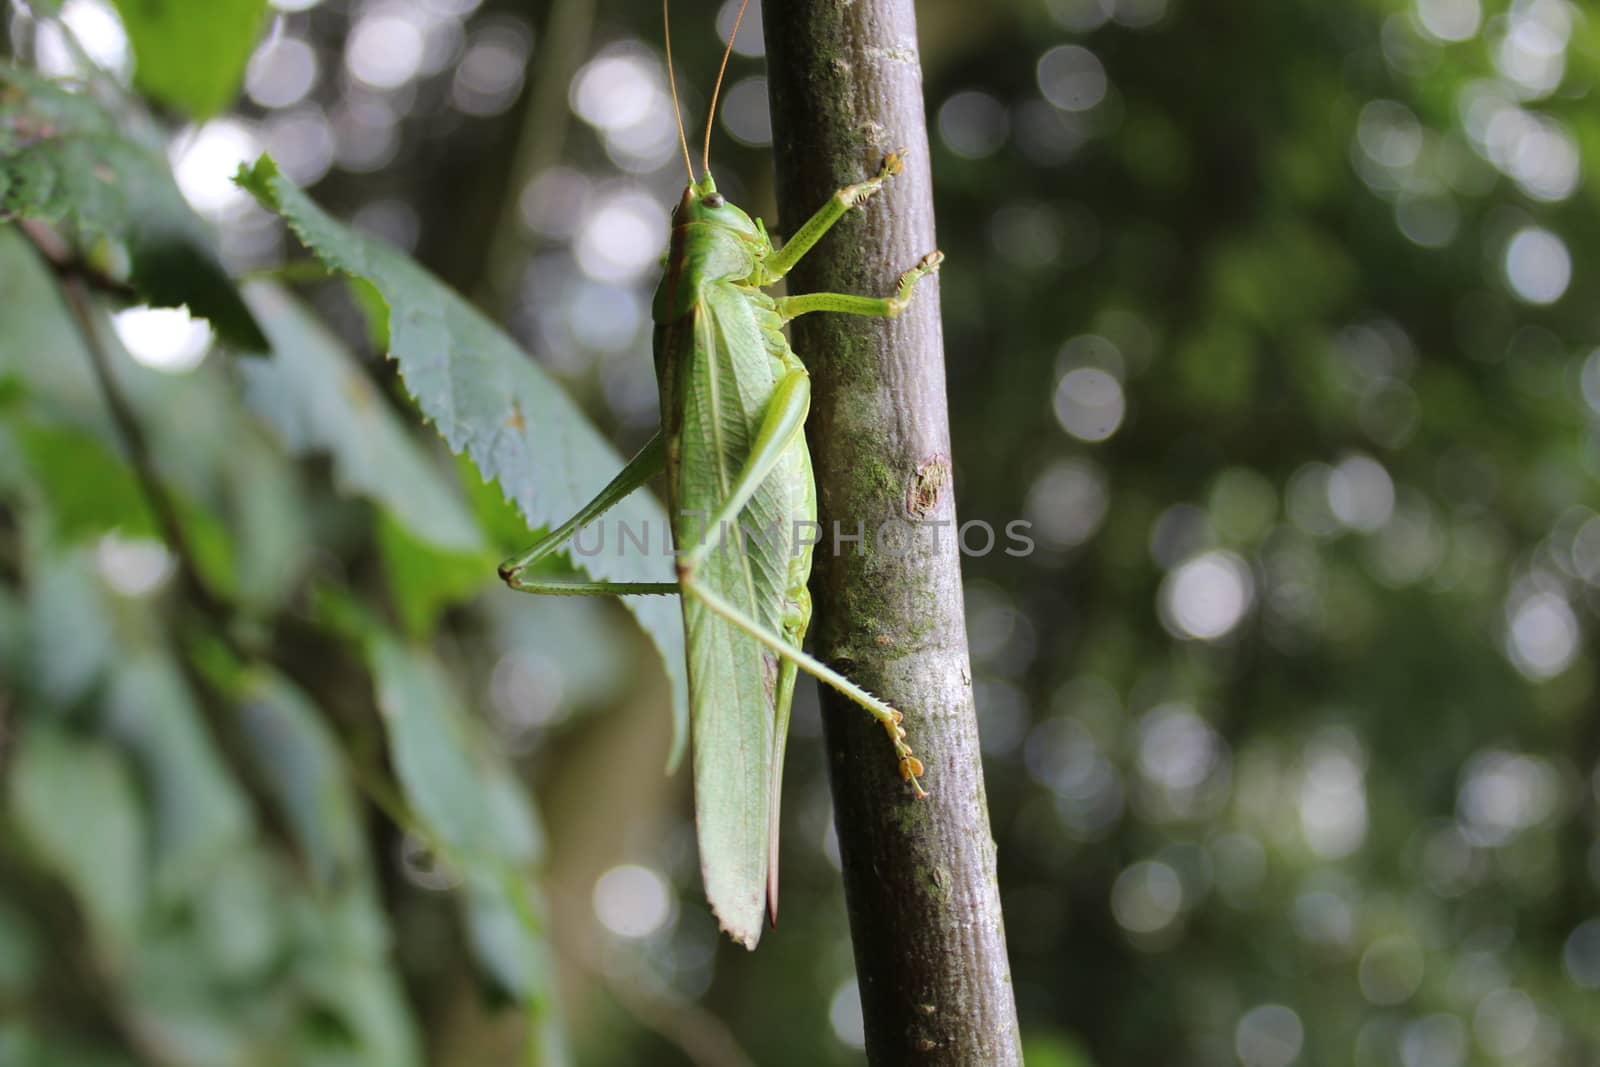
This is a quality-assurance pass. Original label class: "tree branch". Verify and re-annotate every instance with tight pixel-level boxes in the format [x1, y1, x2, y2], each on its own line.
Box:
[60, 276, 226, 623]
[762, 3, 1022, 1063]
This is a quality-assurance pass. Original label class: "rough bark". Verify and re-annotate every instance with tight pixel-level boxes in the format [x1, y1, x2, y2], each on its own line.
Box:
[762, 4, 1022, 1063]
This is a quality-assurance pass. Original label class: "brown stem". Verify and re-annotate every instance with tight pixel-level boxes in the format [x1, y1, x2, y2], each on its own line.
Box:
[61, 277, 225, 623]
[762, 2, 1022, 1063]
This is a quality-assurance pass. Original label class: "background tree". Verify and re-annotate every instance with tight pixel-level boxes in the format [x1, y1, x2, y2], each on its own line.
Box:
[3, 0, 1600, 1065]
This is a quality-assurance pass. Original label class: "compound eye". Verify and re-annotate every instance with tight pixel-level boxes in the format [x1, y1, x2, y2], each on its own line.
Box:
[703, 193, 725, 208]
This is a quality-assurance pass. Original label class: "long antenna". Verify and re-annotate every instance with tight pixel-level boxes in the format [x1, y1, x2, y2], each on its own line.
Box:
[663, 0, 696, 184]
[702, 0, 750, 175]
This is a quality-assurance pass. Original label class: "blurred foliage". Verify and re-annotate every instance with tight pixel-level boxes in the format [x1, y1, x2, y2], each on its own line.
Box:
[2, 0, 1600, 1065]
[107, 0, 268, 118]
[0, 64, 266, 347]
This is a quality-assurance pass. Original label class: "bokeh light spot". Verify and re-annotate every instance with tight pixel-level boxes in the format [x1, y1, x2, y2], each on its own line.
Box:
[939, 90, 1010, 159]
[246, 36, 318, 109]
[1473, 988, 1537, 1058]
[715, 0, 765, 57]
[1137, 704, 1220, 791]
[1052, 367, 1124, 442]
[571, 48, 659, 132]
[95, 534, 174, 598]
[1235, 1004, 1304, 1067]
[1037, 45, 1107, 112]
[453, 22, 531, 117]
[171, 120, 261, 216]
[1413, 0, 1479, 42]
[345, 8, 427, 90]
[592, 864, 673, 939]
[112, 306, 213, 372]
[1298, 728, 1369, 858]
[828, 980, 865, 1049]
[574, 190, 668, 284]
[1456, 749, 1559, 846]
[1358, 935, 1425, 1005]
[1502, 227, 1570, 304]
[1024, 458, 1109, 550]
[1326, 454, 1395, 533]
[1504, 590, 1578, 680]
[1400, 1015, 1467, 1067]
[1111, 859, 1183, 936]
[1563, 919, 1600, 990]
[720, 76, 771, 147]
[1159, 550, 1253, 641]
[36, 0, 129, 79]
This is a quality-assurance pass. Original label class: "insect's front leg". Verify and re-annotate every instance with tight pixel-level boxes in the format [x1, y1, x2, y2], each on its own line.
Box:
[761, 151, 909, 283]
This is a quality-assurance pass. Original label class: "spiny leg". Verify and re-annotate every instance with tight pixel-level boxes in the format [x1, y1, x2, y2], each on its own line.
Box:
[679, 572, 929, 796]
[502, 576, 679, 596]
[499, 432, 678, 596]
[774, 251, 944, 322]
[677, 369, 810, 576]
[761, 152, 908, 282]
[673, 366, 928, 794]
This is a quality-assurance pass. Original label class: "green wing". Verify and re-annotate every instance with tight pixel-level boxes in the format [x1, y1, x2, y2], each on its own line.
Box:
[671, 280, 810, 948]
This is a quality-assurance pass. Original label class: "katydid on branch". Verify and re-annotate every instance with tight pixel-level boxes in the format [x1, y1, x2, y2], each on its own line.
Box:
[497, 0, 942, 949]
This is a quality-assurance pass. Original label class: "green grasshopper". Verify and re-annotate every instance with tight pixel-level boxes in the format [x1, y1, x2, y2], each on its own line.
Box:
[498, 0, 942, 948]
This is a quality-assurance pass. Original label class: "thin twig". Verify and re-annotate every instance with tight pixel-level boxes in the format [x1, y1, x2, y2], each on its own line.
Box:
[60, 277, 226, 621]
[19, 219, 141, 301]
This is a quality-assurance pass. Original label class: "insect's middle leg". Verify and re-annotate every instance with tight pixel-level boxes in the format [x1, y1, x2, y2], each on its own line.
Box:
[774, 251, 943, 323]
[499, 431, 679, 596]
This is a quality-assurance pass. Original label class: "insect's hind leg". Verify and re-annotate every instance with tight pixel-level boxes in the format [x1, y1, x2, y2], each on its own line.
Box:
[678, 573, 929, 796]
[774, 251, 944, 323]
[677, 369, 810, 576]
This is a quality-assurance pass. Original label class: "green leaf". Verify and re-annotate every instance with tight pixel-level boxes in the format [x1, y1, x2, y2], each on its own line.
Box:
[368, 636, 536, 868]
[459, 450, 541, 554]
[0, 897, 41, 999]
[240, 156, 689, 764]
[15, 421, 155, 538]
[13, 420, 237, 594]
[0, 1024, 142, 1067]
[101, 653, 254, 899]
[188, 849, 282, 981]
[19, 543, 115, 706]
[8, 726, 146, 949]
[236, 668, 372, 892]
[365, 633, 562, 1052]
[347, 276, 390, 352]
[0, 230, 306, 610]
[485, 591, 634, 714]
[377, 513, 495, 637]
[294, 954, 423, 1067]
[219, 424, 310, 614]
[239, 281, 483, 553]
[110, 0, 269, 119]
[0, 64, 266, 349]
[232, 667, 423, 1065]
[463, 882, 559, 1009]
